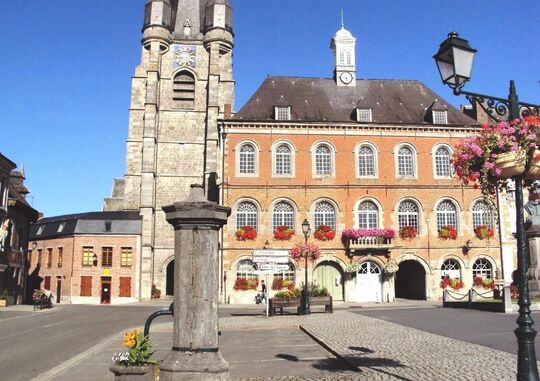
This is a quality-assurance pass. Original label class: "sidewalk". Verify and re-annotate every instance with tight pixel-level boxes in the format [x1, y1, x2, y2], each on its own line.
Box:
[35, 308, 528, 381]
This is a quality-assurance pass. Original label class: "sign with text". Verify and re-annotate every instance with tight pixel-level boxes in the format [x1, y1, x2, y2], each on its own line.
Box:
[259, 263, 291, 272]
[252, 249, 289, 264]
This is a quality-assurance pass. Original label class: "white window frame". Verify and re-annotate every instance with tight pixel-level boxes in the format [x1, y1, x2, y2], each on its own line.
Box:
[356, 199, 381, 229]
[395, 143, 417, 178]
[235, 200, 259, 231]
[472, 200, 493, 229]
[311, 142, 336, 178]
[472, 258, 493, 279]
[397, 199, 420, 234]
[235, 140, 259, 178]
[271, 200, 296, 232]
[313, 200, 337, 230]
[433, 144, 453, 179]
[436, 199, 459, 231]
[355, 142, 378, 178]
[356, 108, 372, 123]
[274, 106, 291, 121]
[433, 110, 448, 125]
[441, 259, 461, 280]
[271, 141, 295, 178]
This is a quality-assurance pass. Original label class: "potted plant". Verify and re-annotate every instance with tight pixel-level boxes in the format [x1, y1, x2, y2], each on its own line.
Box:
[438, 226, 457, 240]
[0, 290, 8, 307]
[290, 242, 321, 262]
[235, 225, 257, 241]
[344, 262, 362, 273]
[474, 225, 495, 240]
[473, 276, 496, 290]
[110, 329, 157, 381]
[440, 276, 464, 291]
[452, 116, 540, 200]
[399, 226, 417, 240]
[383, 261, 399, 276]
[271, 278, 295, 290]
[273, 225, 295, 241]
[341, 228, 395, 245]
[313, 225, 336, 241]
[233, 278, 258, 291]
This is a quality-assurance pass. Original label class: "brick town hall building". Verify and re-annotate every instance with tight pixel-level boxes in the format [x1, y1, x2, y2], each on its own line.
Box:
[105, 0, 502, 303]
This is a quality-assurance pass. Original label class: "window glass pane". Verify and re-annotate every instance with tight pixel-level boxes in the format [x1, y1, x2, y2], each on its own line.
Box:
[358, 201, 379, 229]
[472, 201, 493, 229]
[236, 259, 259, 281]
[472, 259, 492, 279]
[435, 147, 452, 177]
[398, 200, 419, 232]
[275, 145, 291, 175]
[239, 144, 255, 174]
[82, 247, 93, 266]
[441, 259, 461, 279]
[273, 202, 294, 231]
[314, 201, 336, 230]
[397, 146, 414, 176]
[433, 110, 448, 124]
[436, 200, 457, 230]
[315, 145, 332, 175]
[236, 202, 258, 230]
[358, 146, 375, 176]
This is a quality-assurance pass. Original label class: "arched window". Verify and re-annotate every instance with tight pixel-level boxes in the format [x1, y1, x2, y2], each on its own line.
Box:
[314, 201, 336, 230]
[272, 202, 294, 231]
[397, 146, 415, 177]
[472, 201, 493, 229]
[472, 258, 493, 279]
[315, 144, 332, 175]
[358, 201, 379, 229]
[239, 144, 256, 174]
[273, 262, 296, 283]
[236, 259, 258, 281]
[358, 145, 375, 177]
[172, 71, 195, 109]
[236, 202, 258, 230]
[435, 146, 452, 177]
[441, 259, 461, 279]
[437, 200, 458, 230]
[398, 200, 419, 232]
[358, 261, 381, 274]
[275, 144, 292, 175]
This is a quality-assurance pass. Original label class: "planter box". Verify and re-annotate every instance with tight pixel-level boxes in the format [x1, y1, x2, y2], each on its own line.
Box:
[494, 150, 540, 180]
[110, 364, 158, 381]
[309, 296, 333, 313]
[269, 297, 301, 316]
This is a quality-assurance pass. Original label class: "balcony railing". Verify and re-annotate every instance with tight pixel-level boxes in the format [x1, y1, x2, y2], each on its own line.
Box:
[346, 236, 393, 249]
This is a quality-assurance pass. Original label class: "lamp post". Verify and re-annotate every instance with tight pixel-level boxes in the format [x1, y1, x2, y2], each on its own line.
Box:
[301, 218, 311, 315]
[434, 32, 540, 381]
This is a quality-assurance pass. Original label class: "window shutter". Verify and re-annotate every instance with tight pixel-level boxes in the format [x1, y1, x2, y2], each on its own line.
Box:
[80, 276, 92, 296]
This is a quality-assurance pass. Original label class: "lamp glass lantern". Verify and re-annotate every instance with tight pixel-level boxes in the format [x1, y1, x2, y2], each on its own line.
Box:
[433, 32, 477, 92]
[302, 219, 311, 241]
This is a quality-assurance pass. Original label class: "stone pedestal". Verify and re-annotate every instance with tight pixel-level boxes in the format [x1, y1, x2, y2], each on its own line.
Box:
[526, 226, 540, 294]
[160, 184, 231, 381]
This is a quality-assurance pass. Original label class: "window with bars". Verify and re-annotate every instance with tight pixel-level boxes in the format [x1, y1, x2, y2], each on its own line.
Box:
[441, 259, 461, 279]
[239, 144, 256, 174]
[102, 247, 113, 267]
[121, 247, 133, 267]
[315, 145, 332, 175]
[275, 144, 291, 175]
[398, 200, 419, 232]
[172, 71, 195, 109]
[358, 145, 375, 176]
[397, 146, 415, 177]
[314, 201, 336, 230]
[356, 108, 372, 123]
[435, 146, 452, 177]
[236, 202, 258, 230]
[472, 259, 492, 279]
[236, 259, 259, 281]
[273, 202, 294, 231]
[358, 201, 379, 229]
[436, 200, 458, 230]
[275, 106, 291, 121]
[82, 247, 93, 266]
[433, 110, 448, 124]
[472, 201, 493, 229]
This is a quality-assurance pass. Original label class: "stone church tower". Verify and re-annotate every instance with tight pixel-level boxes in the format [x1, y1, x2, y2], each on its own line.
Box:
[105, 0, 235, 298]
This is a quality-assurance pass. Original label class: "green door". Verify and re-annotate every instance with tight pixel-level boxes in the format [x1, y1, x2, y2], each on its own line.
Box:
[313, 261, 343, 301]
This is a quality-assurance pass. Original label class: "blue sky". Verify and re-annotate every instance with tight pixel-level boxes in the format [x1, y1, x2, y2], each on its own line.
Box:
[2, 1, 539, 217]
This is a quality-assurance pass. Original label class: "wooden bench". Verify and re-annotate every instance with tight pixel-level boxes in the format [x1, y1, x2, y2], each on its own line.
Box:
[269, 297, 301, 316]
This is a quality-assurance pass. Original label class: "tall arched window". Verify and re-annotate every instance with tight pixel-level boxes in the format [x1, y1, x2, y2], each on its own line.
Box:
[272, 202, 294, 231]
[314, 201, 336, 229]
[472, 259, 493, 279]
[239, 144, 256, 174]
[441, 259, 461, 279]
[172, 71, 195, 109]
[236, 202, 258, 230]
[436, 200, 458, 230]
[275, 144, 291, 175]
[358, 201, 379, 229]
[398, 200, 419, 232]
[358, 146, 375, 177]
[236, 259, 258, 281]
[315, 144, 332, 175]
[472, 201, 493, 229]
[273, 262, 296, 283]
[435, 146, 452, 177]
[397, 146, 415, 177]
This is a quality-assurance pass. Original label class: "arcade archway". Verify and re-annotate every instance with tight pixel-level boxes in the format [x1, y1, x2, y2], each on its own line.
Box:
[395, 260, 426, 300]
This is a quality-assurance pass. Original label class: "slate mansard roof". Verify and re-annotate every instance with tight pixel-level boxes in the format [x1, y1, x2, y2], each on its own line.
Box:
[29, 211, 142, 240]
[234, 77, 477, 126]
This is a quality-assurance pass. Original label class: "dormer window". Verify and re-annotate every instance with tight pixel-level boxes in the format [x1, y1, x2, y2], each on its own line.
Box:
[105, 221, 112, 232]
[432, 110, 448, 124]
[275, 106, 291, 121]
[356, 108, 372, 123]
[36, 226, 44, 236]
[57, 222, 66, 233]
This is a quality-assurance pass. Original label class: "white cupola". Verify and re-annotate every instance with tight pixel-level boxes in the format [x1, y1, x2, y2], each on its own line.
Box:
[330, 13, 357, 87]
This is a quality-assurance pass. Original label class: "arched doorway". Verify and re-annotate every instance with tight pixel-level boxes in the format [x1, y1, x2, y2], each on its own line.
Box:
[353, 261, 382, 302]
[395, 260, 426, 300]
[313, 261, 344, 300]
[166, 261, 174, 296]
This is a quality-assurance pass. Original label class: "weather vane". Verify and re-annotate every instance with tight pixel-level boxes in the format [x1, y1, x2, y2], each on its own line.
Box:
[340, 9, 344, 28]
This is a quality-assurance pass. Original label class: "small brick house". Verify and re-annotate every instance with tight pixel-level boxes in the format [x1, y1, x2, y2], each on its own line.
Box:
[27, 211, 141, 305]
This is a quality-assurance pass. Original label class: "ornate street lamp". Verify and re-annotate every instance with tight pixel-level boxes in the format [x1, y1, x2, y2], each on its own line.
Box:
[301, 218, 311, 315]
[434, 32, 540, 381]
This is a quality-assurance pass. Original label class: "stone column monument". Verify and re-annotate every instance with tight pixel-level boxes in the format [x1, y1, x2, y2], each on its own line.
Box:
[160, 184, 231, 381]
[525, 193, 540, 294]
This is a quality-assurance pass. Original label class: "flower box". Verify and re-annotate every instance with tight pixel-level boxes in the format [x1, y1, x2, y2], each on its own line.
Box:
[473, 276, 495, 290]
[440, 276, 464, 291]
[474, 225, 494, 240]
[110, 364, 158, 381]
[235, 225, 257, 241]
[313, 225, 336, 241]
[341, 228, 395, 249]
[273, 226, 295, 241]
[233, 278, 258, 291]
[399, 226, 417, 240]
[269, 297, 301, 316]
[438, 226, 457, 240]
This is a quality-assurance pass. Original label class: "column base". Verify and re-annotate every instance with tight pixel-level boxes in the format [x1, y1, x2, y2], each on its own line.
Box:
[159, 350, 229, 381]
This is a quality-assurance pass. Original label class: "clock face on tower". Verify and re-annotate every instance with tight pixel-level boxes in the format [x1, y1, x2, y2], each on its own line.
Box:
[172, 45, 196, 69]
[339, 72, 353, 85]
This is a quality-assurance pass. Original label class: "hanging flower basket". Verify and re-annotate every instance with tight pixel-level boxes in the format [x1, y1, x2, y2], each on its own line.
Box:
[235, 225, 257, 241]
[290, 242, 321, 261]
[438, 226, 457, 240]
[344, 262, 362, 273]
[313, 225, 336, 241]
[383, 262, 399, 275]
[474, 225, 494, 240]
[273, 226, 295, 241]
[399, 226, 417, 240]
